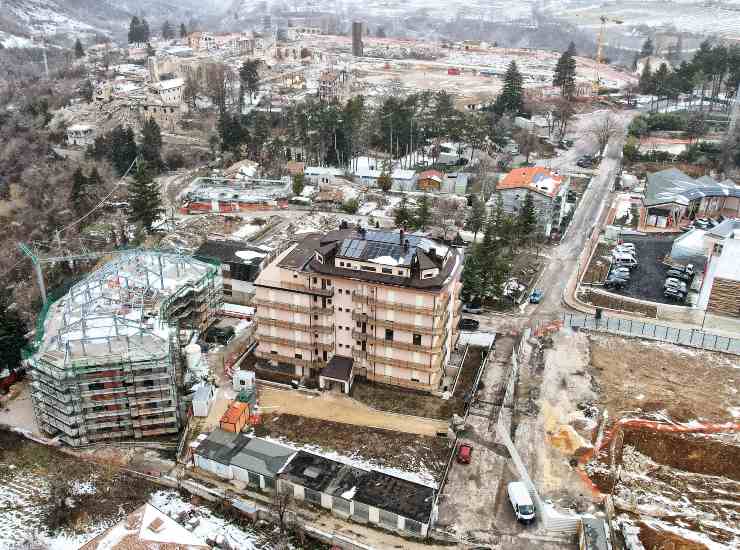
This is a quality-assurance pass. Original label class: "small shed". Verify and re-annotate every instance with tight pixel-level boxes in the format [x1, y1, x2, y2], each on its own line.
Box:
[417, 170, 445, 192]
[192, 383, 215, 417]
[220, 402, 249, 433]
[233, 369, 256, 391]
[319, 356, 354, 394]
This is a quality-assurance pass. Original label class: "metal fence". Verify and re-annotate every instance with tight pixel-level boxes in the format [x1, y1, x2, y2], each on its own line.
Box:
[561, 313, 740, 355]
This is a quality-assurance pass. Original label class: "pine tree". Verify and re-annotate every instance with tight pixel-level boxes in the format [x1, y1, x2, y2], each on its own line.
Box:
[494, 61, 524, 115]
[461, 243, 485, 299]
[128, 161, 164, 233]
[292, 173, 305, 195]
[640, 38, 654, 58]
[394, 195, 412, 228]
[70, 167, 88, 214]
[239, 59, 261, 104]
[141, 19, 150, 42]
[74, 38, 85, 59]
[0, 297, 28, 375]
[180, 23, 188, 38]
[162, 20, 173, 40]
[414, 195, 432, 230]
[517, 192, 537, 238]
[466, 195, 486, 240]
[653, 62, 670, 96]
[553, 42, 577, 98]
[111, 126, 138, 176]
[639, 59, 654, 94]
[140, 117, 163, 172]
[128, 16, 140, 43]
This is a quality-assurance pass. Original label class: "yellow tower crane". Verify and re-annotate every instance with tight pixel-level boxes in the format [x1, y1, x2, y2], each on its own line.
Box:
[593, 15, 623, 94]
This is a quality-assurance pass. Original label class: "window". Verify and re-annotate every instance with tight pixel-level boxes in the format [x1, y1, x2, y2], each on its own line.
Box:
[345, 326, 350, 331]
[339, 262, 345, 267]
[338, 289, 343, 294]
[356, 321, 361, 328]
[382, 267, 393, 274]
[313, 315, 318, 320]
[397, 270, 404, 275]
[338, 307, 343, 312]
[361, 265, 377, 272]
[314, 295, 318, 302]
[293, 274, 298, 278]
[271, 350, 278, 355]
[413, 333, 422, 346]
[385, 329, 394, 341]
[294, 353, 302, 359]
[313, 277, 317, 284]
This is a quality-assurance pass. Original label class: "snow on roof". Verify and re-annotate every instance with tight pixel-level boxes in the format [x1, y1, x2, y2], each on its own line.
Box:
[496, 167, 563, 198]
[154, 78, 184, 90]
[236, 250, 266, 261]
[67, 124, 94, 132]
[714, 239, 740, 282]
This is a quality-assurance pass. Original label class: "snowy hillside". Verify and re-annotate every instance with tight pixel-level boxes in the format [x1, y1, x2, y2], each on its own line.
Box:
[0, 0, 221, 48]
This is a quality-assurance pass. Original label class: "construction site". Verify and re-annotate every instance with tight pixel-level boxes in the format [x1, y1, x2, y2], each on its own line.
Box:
[26, 250, 223, 447]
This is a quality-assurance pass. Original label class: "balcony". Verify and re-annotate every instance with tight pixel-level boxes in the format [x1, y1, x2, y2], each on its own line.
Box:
[352, 292, 448, 315]
[255, 349, 323, 369]
[352, 311, 446, 335]
[355, 334, 445, 353]
[258, 334, 333, 352]
[277, 281, 334, 297]
[355, 351, 443, 371]
[257, 317, 333, 334]
[254, 299, 332, 315]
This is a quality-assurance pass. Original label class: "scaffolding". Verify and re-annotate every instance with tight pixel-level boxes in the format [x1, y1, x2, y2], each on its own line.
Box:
[27, 250, 223, 447]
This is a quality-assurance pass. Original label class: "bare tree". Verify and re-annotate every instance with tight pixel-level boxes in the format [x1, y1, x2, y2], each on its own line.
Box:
[203, 62, 237, 113]
[513, 128, 540, 163]
[269, 482, 294, 549]
[182, 72, 201, 112]
[552, 96, 575, 137]
[587, 111, 621, 156]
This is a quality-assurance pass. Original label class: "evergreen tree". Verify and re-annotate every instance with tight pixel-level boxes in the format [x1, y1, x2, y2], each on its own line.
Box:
[128, 16, 141, 43]
[128, 161, 164, 233]
[141, 19, 150, 42]
[292, 173, 305, 195]
[140, 117, 163, 172]
[653, 62, 671, 96]
[180, 23, 188, 38]
[414, 195, 432, 230]
[218, 113, 246, 154]
[394, 195, 412, 228]
[70, 167, 88, 214]
[461, 243, 485, 299]
[493, 61, 524, 115]
[0, 297, 28, 375]
[239, 59, 261, 104]
[517, 192, 537, 238]
[640, 38, 654, 58]
[553, 42, 577, 98]
[111, 126, 138, 176]
[74, 38, 85, 59]
[377, 171, 392, 193]
[161, 20, 173, 40]
[466, 195, 487, 240]
[80, 79, 94, 102]
[639, 59, 654, 94]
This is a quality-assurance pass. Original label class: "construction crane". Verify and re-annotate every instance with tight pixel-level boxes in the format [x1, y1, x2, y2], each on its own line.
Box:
[594, 15, 623, 93]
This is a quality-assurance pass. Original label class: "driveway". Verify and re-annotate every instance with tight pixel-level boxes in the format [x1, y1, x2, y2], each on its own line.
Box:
[257, 385, 448, 436]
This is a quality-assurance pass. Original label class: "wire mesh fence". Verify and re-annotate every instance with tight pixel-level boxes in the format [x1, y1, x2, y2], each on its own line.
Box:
[561, 313, 740, 355]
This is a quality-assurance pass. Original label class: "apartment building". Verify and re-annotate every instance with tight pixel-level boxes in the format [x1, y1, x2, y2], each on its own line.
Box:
[28, 251, 222, 447]
[253, 227, 462, 392]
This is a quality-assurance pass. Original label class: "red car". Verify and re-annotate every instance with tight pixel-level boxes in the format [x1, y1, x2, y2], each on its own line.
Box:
[456, 443, 473, 464]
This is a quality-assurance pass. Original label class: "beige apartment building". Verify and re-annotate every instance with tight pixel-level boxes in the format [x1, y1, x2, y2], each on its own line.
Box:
[253, 227, 462, 393]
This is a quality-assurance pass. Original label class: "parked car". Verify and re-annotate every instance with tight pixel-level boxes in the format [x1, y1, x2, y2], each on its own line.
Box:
[456, 443, 473, 464]
[459, 318, 480, 331]
[610, 266, 631, 279]
[670, 263, 695, 277]
[612, 253, 638, 269]
[664, 288, 686, 302]
[664, 278, 688, 294]
[666, 269, 692, 283]
[614, 243, 636, 255]
[604, 276, 628, 289]
[507, 481, 536, 524]
[529, 289, 544, 303]
[693, 218, 716, 230]
[462, 302, 482, 314]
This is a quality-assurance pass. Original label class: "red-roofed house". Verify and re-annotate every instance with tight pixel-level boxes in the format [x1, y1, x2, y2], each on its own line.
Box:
[489, 167, 570, 236]
[417, 169, 445, 191]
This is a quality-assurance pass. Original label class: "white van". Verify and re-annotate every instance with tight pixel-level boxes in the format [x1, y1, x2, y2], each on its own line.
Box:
[612, 252, 638, 269]
[507, 481, 536, 523]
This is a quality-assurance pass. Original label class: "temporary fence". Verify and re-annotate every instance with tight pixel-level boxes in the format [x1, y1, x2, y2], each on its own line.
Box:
[561, 312, 740, 355]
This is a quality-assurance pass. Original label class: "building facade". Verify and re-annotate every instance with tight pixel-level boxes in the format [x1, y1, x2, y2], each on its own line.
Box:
[490, 166, 570, 237]
[66, 124, 96, 146]
[27, 251, 222, 447]
[253, 228, 462, 392]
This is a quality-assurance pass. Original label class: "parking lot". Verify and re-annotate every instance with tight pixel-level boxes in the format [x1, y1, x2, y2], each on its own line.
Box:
[603, 235, 691, 306]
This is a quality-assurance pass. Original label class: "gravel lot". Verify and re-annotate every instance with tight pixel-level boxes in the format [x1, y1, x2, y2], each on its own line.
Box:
[605, 235, 688, 306]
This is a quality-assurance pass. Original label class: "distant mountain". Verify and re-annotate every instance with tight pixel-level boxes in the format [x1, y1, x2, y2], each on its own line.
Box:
[0, 0, 222, 48]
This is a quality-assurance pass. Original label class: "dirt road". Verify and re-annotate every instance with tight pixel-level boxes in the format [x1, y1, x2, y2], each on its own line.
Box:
[257, 385, 448, 436]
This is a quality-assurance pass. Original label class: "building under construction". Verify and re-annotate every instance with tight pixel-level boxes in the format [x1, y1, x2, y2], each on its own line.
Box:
[28, 251, 222, 447]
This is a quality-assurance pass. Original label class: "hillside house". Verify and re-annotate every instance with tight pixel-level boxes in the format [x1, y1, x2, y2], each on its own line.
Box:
[489, 167, 569, 236]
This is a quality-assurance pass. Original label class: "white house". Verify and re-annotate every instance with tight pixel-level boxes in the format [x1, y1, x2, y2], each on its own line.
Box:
[151, 78, 185, 105]
[66, 124, 96, 147]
